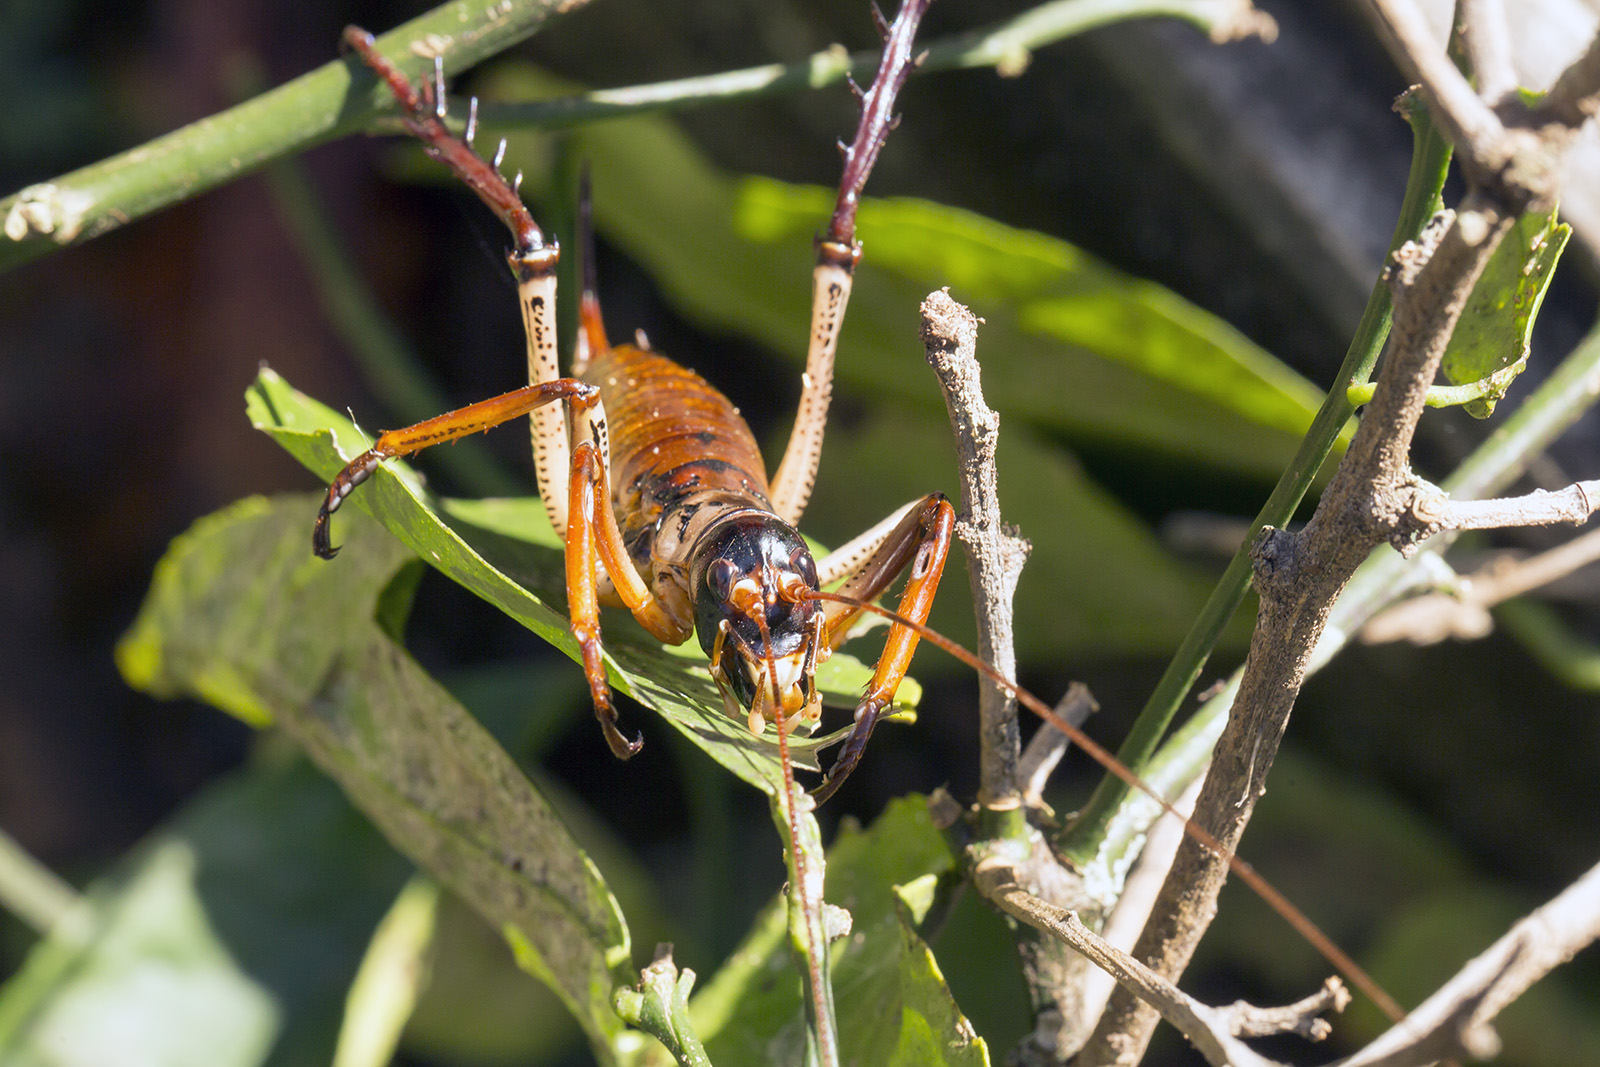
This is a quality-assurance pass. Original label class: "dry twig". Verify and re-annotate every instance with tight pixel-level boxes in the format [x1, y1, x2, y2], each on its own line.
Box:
[921, 289, 1032, 811]
[1335, 855, 1600, 1067]
[975, 857, 1348, 1067]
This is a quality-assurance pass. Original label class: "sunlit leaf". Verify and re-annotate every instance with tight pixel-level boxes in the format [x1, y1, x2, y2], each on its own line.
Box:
[118, 495, 632, 1059]
[689, 797, 987, 1067]
[333, 876, 441, 1067]
[1441, 208, 1571, 418]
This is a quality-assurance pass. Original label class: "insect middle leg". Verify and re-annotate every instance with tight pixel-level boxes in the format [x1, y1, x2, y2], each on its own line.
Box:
[811, 492, 956, 802]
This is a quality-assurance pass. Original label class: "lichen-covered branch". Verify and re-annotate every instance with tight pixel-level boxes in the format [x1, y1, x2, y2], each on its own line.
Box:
[921, 289, 1031, 815]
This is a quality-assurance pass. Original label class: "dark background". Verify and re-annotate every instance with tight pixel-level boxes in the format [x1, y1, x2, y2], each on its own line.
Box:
[2, 0, 1598, 1063]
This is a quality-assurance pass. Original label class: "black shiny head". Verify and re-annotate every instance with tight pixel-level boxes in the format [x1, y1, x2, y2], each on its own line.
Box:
[692, 514, 822, 714]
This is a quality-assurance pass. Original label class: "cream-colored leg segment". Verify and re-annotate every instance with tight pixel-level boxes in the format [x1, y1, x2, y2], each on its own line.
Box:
[769, 240, 860, 526]
[515, 251, 569, 536]
[815, 498, 921, 588]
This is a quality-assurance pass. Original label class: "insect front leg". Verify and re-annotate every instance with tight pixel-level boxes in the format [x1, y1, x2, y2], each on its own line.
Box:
[811, 492, 955, 802]
[564, 393, 691, 757]
[314, 377, 598, 559]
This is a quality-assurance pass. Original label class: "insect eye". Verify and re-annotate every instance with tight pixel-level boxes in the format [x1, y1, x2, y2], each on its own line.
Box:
[708, 558, 739, 599]
[788, 546, 817, 586]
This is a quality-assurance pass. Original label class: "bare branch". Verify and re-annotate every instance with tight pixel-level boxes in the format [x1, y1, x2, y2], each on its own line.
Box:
[1337, 856, 1600, 1067]
[1018, 683, 1096, 809]
[1539, 30, 1600, 126]
[1077, 775, 1206, 1049]
[1428, 479, 1600, 533]
[921, 289, 1031, 810]
[974, 857, 1345, 1067]
[1083, 193, 1513, 1064]
[1464, 525, 1600, 603]
[1365, 0, 1505, 170]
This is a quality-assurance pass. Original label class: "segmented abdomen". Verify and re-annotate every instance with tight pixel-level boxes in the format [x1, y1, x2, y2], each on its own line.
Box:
[585, 345, 771, 538]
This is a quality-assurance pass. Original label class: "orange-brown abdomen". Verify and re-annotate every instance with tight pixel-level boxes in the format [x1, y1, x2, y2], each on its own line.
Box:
[584, 344, 771, 539]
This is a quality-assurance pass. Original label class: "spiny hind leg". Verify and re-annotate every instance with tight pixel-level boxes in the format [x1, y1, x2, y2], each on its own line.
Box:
[341, 27, 574, 538]
[811, 492, 954, 803]
[767, 0, 932, 525]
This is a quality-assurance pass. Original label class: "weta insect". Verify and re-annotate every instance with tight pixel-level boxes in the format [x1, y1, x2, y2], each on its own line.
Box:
[316, 6, 944, 800]
[305, 15, 1422, 1030]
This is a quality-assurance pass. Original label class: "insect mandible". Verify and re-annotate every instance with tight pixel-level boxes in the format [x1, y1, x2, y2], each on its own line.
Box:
[314, 4, 947, 801]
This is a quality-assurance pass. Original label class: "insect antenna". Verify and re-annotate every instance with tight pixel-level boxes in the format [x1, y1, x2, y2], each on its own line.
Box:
[800, 587, 1408, 1025]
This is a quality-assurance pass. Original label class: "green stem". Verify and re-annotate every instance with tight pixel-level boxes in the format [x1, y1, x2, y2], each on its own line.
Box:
[1346, 375, 1512, 410]
[0, 0, 591, 274]
[3, 0, 1261, 276]
[771, 786, 839, 1067]
[1062, 94, 1453, 863]
[1496, 599, 1600, 691]
[0, 826, 80, 935]
[263, 157, 519, 497]
[613, 954, 714, 1067]
[480, 0, 1269, 130]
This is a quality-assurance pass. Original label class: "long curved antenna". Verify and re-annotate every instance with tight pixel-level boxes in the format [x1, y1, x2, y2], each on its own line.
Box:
[800, 587, 1408, 1026]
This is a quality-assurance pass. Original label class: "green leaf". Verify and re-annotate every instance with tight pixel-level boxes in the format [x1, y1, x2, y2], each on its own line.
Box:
[487, 63, 1330, 482]
[690, 797, 987, 1067]
[0, 756, 410, 1067]
[244, 367, 918, 791]
[118, 494, 632, 1060]
[1441, 208, 1571, 418]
